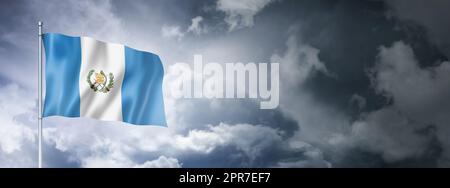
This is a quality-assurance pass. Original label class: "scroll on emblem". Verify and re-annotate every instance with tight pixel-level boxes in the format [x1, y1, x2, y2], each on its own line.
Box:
[87, 69, 114, 93]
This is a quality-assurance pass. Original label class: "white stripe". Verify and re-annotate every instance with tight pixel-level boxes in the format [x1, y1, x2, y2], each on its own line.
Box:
[79, 37, 125, 122]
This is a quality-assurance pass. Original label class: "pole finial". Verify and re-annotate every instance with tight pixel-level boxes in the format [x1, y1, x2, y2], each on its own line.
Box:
[38, 21, 43, 26]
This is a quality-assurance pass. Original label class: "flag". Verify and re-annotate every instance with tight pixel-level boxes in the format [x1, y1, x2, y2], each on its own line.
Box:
[43, 33, 167, 126]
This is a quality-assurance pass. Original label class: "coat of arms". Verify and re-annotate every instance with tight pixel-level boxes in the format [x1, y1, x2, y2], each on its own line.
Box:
[87, 69, 114, 93]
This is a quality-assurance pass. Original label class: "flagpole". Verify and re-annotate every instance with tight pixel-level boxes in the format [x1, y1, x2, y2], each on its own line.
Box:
[38, 21, 43, 168]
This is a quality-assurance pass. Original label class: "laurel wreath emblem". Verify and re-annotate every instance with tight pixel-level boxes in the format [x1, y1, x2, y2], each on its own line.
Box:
[87, 69, 114, 93]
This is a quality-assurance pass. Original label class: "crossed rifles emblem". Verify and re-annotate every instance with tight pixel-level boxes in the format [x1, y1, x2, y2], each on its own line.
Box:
[87, 69, 114, 93]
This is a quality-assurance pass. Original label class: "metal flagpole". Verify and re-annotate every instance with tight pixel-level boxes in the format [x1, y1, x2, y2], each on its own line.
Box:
[38, 21, 43, 168]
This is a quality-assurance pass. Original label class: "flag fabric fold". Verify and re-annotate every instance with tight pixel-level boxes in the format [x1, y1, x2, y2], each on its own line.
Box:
[43, 33, 167, 126]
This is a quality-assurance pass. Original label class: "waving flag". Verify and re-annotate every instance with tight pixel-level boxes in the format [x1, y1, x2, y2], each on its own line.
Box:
[43, 33, 166, 126]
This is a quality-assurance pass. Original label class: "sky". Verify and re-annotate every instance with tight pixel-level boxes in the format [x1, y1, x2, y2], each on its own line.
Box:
[0, 0, 449, 167]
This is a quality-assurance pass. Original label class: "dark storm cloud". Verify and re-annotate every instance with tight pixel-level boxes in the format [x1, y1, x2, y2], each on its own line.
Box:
[269, 0, 446, 113]
[256, 0, 450, 167]
[336, 40, 450, 167]
[385, 0, 450, 58]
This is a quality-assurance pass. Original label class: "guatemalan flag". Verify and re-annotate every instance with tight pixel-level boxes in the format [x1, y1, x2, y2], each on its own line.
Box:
[43, 33, 167, 126]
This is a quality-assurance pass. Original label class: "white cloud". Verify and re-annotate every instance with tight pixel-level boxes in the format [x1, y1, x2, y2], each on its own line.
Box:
[80, 138, 135, 168]
[161, 25, 185, 40]
[351, 107, 431, 162]
[174, 123, 283, 160]
[42, 118, 174, 167]
[271, 33, 329, 87]
[0, 84, 37, 167]
[273, 30, 350, 155]
[39, 115, 330, 167]
[187, 16, 206, 35]
[216, 0, 275, 31]
[79, 139, 181, 168]
[134, 156, 181, 168]
[351, 41, 450, 164]
[162, 16, 207, 40]
[44, 121, 285, 167]
[275, 140, 331, 168]
[0, 84, 35, 154]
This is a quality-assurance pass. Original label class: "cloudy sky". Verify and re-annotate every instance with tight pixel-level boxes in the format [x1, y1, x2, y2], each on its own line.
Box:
[0, 0, 449, 167]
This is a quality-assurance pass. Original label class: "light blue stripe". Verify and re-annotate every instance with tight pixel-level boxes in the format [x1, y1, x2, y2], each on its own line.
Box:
[43, 33, 81, 117]
[122, 47, 167, 126]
